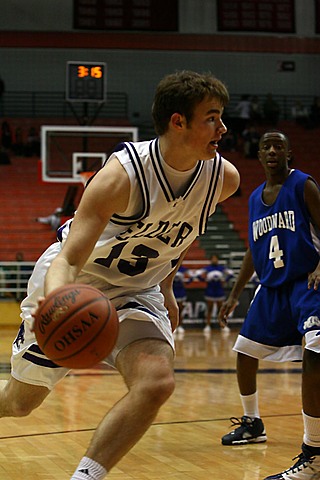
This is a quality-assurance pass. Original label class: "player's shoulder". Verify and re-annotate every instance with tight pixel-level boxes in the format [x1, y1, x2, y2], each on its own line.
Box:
[112, 139, 153, 155]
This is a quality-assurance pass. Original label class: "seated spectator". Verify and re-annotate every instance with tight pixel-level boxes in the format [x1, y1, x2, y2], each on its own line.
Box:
[1, 120, 12, 151]
[36, 207, 63, 231]
[310, 96, 320, 128]
[234, 94, 251, 134]
[242, 125, 261, 158]
[250, 96, 263, 124]
[25, 126, 40, 157]
[0, 120, 12, 164]
[219, 128, 238, 152]
[291, 99, 309, 128]
[263, 93, 280, 125]
[12, 127, 25, 156]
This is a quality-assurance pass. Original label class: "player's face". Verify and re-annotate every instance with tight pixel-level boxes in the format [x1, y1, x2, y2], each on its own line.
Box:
[258, 132, 291, 173]
[184, 96, 227, 160]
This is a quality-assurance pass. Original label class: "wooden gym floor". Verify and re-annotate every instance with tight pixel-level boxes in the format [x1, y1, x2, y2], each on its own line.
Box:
[0, 324, 303, 480]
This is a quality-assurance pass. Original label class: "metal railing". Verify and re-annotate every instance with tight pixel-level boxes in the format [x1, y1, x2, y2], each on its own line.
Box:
[1, 91, 316, 121]
[1, 91, 129, 119]
[0, 262, 34, 300]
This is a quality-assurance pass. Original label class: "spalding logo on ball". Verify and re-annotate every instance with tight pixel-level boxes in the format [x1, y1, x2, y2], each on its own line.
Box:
[34, 284, 119, 369]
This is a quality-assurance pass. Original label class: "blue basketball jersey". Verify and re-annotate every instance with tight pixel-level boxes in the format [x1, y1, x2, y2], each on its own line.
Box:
[249, 169, 320, 287]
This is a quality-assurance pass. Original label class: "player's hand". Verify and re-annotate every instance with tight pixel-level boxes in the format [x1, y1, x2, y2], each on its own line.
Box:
[218, 296, 238, 328]
[30, 296, 45, 332]
[165, 294, 179, 332]
[308, 265, 320, 290]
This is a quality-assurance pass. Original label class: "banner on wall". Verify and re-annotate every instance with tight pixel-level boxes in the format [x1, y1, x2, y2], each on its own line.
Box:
[180, 287, 255, 328]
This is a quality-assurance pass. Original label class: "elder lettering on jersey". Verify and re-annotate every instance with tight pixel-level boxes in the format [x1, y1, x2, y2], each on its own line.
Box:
[116, 219, 193, 248]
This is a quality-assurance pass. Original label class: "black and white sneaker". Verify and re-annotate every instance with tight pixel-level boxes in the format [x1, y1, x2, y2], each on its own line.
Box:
[221, 415, 267, 445]
[264, 443, 320, 479]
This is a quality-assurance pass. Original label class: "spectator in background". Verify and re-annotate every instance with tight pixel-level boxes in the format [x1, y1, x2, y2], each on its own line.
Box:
[263, 93, 280, 126]
[310, 96, 320, 129]
[197, 254, 234, 334]
[36, 207, 63, 231]
[250, 96, 263, 124]
[242, 124, 261, 159]
[291, 99, 310, 128]
[1, 121, 12, 151]
[0, 76, 4, 98]
[234, 94, 251, 135]
[12, 127, 25, 156]
[14, 252, 29, 302]
[25, 126, 40, 157]
[219, 127, 238, 152]
[173, 265, 190, 335]
[0, 76, 4, 116]
[0, 121, 12, 164]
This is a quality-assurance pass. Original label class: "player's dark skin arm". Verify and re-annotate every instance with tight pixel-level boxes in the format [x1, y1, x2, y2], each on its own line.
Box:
[304, 178, 320, 290]
[217, 248, 255, 327]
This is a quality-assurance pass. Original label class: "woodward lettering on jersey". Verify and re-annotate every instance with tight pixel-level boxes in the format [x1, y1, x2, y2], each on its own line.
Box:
[252, 210, 295, 241]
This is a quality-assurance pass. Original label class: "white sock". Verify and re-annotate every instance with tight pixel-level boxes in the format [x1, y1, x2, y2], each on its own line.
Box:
[71, 456, 107, 480]
[303, 411, 320, 448]
[240, 392, 260, 419]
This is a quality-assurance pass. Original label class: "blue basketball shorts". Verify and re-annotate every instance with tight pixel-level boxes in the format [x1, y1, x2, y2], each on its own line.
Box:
[233, 277, 320, 362]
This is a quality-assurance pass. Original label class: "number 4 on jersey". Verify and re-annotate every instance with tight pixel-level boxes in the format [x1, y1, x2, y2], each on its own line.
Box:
[269, 235, 284, 268]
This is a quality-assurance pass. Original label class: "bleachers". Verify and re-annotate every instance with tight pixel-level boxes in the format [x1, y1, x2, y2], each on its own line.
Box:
[1, 120, 318, 264]
[0, 155, 82, 261]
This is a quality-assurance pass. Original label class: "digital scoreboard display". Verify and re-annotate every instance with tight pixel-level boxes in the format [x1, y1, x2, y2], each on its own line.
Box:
[66, 61, 107, 102]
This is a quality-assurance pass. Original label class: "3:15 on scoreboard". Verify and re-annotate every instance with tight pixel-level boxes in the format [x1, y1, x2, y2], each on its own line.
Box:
[66, 61, 107, 102]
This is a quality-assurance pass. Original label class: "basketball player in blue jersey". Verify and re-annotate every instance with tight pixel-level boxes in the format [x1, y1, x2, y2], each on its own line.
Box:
[0, 70, 239, 480]
[219, 131, 320, 479]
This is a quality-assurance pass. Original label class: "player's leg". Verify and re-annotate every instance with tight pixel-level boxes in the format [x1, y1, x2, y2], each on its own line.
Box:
[0, 376, 50, 417]
[263, 280, 320, 479]
[204, 298, 214, 332]
[222, 285, 283, 446]
[221, 352, 266, 445]
[302, 348, 320, 417]
[72, 336, 174, 478]
[237, 352, 259, 395]
[263, 348, 320, 480]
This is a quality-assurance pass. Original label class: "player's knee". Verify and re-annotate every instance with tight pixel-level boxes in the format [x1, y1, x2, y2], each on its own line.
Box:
[303, 349, 320, 375]
[3, 380, 49, 417]
[10, 397, 37, 417]
[141, 369, 175, 406]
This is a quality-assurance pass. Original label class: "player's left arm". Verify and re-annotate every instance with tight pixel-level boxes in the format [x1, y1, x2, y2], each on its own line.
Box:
[44, 156, 130, 296]
[218, 159, 240, 203]
[304, 178, 320, 289]
[160, 247, 190, 331]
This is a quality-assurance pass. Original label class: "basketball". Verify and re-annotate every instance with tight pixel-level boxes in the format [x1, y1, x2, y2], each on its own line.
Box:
[34, 284, 119, 369]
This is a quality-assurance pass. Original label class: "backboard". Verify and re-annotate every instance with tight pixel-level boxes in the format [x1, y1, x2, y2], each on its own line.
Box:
[41, 125, 138, 183]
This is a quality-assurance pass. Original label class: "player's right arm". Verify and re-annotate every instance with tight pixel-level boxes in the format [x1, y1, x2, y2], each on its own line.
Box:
[304, 178, 320, 290]
[218, 248, 255, 327]
[44, 156, 130, 296]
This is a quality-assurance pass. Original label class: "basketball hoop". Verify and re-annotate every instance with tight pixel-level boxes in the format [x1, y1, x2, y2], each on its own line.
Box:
[79, 171, 95, 185]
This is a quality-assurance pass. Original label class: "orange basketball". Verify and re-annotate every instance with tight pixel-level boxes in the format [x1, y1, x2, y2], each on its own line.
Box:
[34, 284, 119, 369]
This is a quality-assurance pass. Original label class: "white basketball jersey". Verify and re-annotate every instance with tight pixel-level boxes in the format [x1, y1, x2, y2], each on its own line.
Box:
[59, 139, 225, 290]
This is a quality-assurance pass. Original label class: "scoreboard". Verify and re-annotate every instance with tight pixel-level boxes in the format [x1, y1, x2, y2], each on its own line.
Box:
[66, 61, 107, 102]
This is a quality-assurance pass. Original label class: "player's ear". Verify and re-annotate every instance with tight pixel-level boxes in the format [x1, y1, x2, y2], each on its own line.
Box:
[287, 149, 293, 164]
[171, 113, 184, 130]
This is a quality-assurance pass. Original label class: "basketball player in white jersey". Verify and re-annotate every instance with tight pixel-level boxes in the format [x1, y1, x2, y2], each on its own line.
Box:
[0, 70, 239, 480]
